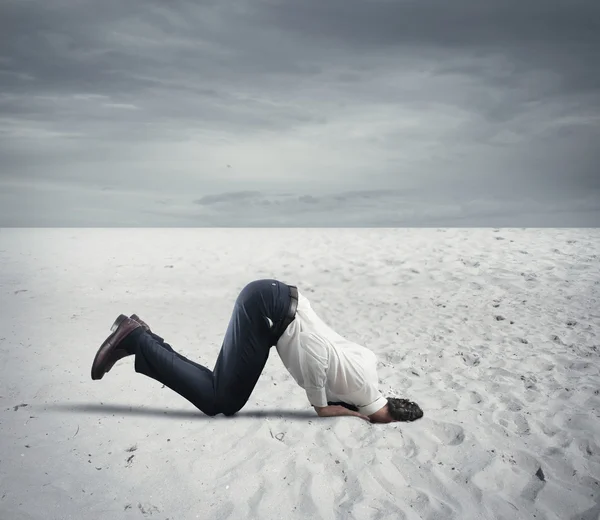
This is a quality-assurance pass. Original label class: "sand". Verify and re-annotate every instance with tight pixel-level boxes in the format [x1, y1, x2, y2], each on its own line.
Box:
[0, 228, 599, 520]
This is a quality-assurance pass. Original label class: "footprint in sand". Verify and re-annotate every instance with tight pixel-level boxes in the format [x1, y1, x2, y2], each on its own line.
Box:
[402, 436, 419, 459]
[137, 503, 160, 517]
[521, 272, 538, 282]
[577, 438, 598, 458]
[501, 397, 524, 412]
[520, 375, 538, 390]
[496, 411, 531, 436]
[469, 391, 485, 404]
[247, 480, 267, 518]
[370, 453, 410, 495]
[568, 360, 594, 372]
[428, 421, 465, 446]
[511, 451, 548, 500]
[521, 468, 547, 501]
[459, 352, 481, 367]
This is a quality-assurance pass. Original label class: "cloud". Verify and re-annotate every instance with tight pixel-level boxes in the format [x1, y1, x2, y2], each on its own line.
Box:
[194, 191, 263, 206]
[3, 182, 596, 227]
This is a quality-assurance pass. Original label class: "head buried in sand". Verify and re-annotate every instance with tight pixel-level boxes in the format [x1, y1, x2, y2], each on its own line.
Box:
[387, 398, 423, 421]
[370, 398, 424, 423]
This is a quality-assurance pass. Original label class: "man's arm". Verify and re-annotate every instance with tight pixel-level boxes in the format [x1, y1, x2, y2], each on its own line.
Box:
[298, 332, 329, 408]
[313, 405, 371, 421]
[299, 333, 369, 421]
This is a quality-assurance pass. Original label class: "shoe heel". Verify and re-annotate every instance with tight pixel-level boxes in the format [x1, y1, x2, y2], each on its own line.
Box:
[110, 314, 129, 332]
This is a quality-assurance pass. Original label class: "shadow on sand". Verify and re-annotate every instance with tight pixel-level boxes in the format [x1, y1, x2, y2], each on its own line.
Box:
[45, 402, 316, 420]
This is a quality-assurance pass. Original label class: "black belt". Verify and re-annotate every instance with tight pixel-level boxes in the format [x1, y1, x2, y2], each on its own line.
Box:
[274, 285, 298, 339]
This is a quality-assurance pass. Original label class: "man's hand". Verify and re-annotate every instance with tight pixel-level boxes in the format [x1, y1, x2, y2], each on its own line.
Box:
[314, 405, 371, 422]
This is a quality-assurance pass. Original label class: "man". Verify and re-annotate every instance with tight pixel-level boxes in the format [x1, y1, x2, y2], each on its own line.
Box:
[91, 279, 423, 423]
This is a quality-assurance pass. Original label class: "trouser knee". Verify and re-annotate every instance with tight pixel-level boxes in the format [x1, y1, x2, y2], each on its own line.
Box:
[193, 399, 220, 417]
[216, 399, 244, 417]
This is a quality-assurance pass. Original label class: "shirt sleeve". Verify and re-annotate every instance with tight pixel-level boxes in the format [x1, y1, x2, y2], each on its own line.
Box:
[298, 331, 329, 407]
[341, 373, 387, 416]
[357, 394, 388, 416]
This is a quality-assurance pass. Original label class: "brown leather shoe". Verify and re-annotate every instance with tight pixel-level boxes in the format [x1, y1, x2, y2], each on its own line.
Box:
[110, 314, 150, 332]
[130, 314, 151, 331]
[91, 314, 141, 380]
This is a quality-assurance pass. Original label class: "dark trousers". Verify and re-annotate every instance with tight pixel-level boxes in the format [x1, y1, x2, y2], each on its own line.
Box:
[123, 279, 294, 416]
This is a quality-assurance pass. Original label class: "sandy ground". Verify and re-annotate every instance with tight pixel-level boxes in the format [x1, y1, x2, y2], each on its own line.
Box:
[0, 228, 599, 520]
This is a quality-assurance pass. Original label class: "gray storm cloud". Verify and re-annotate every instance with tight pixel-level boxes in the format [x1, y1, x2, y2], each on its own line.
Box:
[0, 0, 598, 226]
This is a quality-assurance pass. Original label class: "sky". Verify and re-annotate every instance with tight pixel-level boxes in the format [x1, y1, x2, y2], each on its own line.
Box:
[1, 0, 599, 226]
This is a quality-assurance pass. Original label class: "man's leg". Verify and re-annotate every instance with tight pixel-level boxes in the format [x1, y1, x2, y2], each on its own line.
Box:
[126, 279, 292, 416]
[126, 328, 217, 413]
[212, 279, 292, 415]
[145, 330, 208, 371]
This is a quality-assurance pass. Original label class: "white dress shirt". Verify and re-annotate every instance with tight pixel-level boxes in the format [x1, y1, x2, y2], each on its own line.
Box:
[276, 289, 388, 416]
